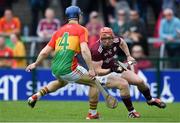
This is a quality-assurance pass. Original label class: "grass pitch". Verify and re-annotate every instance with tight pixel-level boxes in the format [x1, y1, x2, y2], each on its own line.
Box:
[0, 101, 180, 122]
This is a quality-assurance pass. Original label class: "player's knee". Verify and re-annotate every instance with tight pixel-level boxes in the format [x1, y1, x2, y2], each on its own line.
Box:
[119, 79, 129, 90]
[119, 80, 130, 96]
[121, 70, 131, 80]
[88, 80, 97, 87]
[136, 77, 144, 85]
[90, 85, 98, 92]
[90, 85, 99, 93]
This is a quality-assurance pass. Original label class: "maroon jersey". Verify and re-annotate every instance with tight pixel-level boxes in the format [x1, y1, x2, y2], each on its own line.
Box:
[37, 18, 60, 35]
[91, 38, 122, 69]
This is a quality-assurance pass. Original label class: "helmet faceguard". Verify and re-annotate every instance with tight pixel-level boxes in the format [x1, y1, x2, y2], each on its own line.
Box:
[100, 27, 114, 48]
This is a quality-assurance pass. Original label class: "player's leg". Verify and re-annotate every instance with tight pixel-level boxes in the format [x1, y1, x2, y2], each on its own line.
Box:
[77, 75, 100, 119]
[105, 74, 140, 118]
[28, 79, 67, 108]
[59, 65, 100, 119]
[121, 70, 166, 108]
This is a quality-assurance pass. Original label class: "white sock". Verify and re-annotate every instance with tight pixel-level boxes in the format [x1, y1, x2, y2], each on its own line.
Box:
[148, 98, 155, 102]
[89, 109, 97, 115]
[151, 98, 155, 101]
[129, 109, 136, 113]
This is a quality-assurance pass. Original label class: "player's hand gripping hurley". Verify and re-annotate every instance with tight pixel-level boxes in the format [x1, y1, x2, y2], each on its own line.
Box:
[117, 60, 136, 71]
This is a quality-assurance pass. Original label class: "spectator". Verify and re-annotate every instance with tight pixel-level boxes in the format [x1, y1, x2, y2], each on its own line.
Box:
[125, 10, 148, 55]
[135, 0, 162, 23]
[159, 8, 180, 67]
[131, 45, 152, 72]
[0, 36, 14, 68]
[37, 8, 60, 39]
[86, 11, 103, 49]
[111, 0, 131, 20]
[0, 9, 21, 48]
[36, 8, 60, 68]
[160, 8, 180, 42]
[77, 0, 101, 24]
[0, 9, 21, 36]
[0, 0, 14, 17]
[29, 0, 49, 35]
[10, 34, 27, 68]
[110, 9, 128, 36]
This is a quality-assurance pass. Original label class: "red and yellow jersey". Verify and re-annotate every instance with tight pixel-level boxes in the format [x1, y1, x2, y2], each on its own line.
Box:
[0, 17, 21, 33]
[48, 23, 88, 76]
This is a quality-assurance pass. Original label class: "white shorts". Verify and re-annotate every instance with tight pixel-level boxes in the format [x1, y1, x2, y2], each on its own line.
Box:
[58, 65, 88, 83]
[96, 72, 121, 84]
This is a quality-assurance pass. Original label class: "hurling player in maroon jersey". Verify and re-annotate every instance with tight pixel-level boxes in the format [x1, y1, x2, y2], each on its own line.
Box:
[91, 27, 166, 118]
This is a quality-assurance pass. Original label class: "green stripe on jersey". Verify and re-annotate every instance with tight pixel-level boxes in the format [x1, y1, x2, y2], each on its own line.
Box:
[51, 49, 75, 76]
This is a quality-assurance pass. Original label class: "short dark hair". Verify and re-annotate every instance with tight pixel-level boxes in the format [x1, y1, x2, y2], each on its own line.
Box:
[4, 8, 13, 14]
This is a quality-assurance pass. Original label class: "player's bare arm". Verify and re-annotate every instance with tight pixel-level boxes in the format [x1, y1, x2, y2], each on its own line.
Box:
[80, 42, 95, 77]
[119, 38, 135, 61]
[26, 45, 54, 71]
[92, 60, 111, 76]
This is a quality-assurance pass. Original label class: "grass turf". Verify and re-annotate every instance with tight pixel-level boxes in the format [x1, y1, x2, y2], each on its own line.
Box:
[0, 101, 180, 122]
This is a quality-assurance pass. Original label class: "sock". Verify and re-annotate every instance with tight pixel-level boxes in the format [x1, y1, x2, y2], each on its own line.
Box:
[129, 109, 136, 113]
[139, 88, 152, 101]
[121, 96, 134, 112]
[148, 98, 155, 103]
[35, 87, 49, 99]
[89, 101, 98, 115]
[89, 109, 97, 116]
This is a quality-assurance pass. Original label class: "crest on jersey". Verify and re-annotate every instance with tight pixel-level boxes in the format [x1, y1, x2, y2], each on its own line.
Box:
[113, 47, 117, 52]
[98, 44, 103, 53]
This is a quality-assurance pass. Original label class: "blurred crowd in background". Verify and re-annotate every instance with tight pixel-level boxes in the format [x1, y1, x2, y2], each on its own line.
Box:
[0, 0, 180, 70]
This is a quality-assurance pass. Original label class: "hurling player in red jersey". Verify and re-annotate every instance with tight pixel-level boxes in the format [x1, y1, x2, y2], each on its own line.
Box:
[91, 27, 166, 118]
[27, 6, 100, 120]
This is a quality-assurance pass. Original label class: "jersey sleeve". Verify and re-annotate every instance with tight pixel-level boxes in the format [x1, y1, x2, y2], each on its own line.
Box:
[79, 27, 88, 43]
[15, 17, 21, 30]
[0, 19, 3, 33]
[48, 32, 57, 49]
